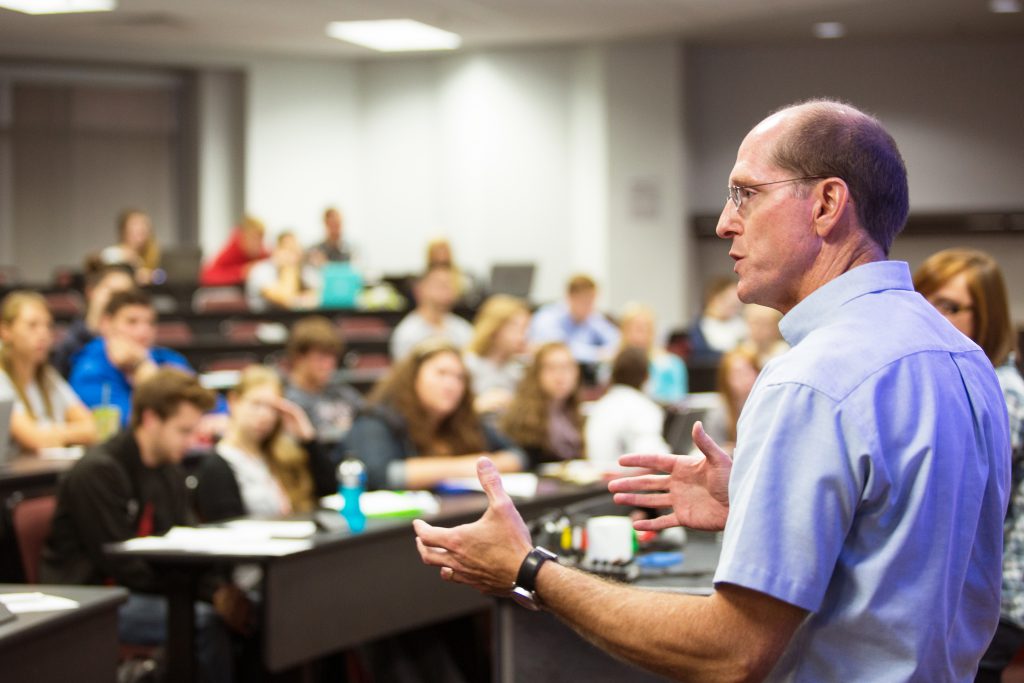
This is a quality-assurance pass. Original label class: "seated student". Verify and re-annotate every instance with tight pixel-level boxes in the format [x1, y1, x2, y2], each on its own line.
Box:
[425, 237, 482, 307]
[389, 265, 473, 360]
[500, 342, 585, 466]
[40, 369, 244, 681]
[702, 345, 761, 451]
[346, 338, 525, 490]
[618, 303, 688, 404]
[528, 274, 619, 371]
[463, 294, 530, 416]
[740, 303, 789, 366]
[99, 208, 161, 286]
[69, 289, 191, 429]
[585, 347, 671, 470]
[194, 365, 336, 522]
[51, 263, 135, 378]
[245, 231, 321, 312]
[0, 292, 97, 452]
[307, 206, 353, 266]
[200, 215, 269, 287]
[283, 316, 364, 446]
[687, 276, 749, 363]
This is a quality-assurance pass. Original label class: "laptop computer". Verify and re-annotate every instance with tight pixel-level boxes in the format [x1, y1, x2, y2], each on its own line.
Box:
[160, 246, 203, 284]
[0, 399, 15, 466]
[489, 263, 535, 300]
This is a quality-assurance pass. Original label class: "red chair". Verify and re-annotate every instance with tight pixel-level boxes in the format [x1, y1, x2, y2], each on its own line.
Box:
[11, 494, 57, 584]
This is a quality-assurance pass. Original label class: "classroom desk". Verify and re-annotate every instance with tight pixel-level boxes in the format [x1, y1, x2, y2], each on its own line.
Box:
[107, 479, 611, 683]
[494, 530, 722, 682]
[0, 584, 127, 682]
[0, 455, 75, 500]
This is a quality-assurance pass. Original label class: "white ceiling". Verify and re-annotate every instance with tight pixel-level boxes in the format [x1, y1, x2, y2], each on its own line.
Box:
[0, 0, 1021, 65]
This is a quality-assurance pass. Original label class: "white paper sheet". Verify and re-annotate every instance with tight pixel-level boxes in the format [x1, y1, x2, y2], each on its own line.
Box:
[438, 472, 539, 498]
[120, 527, 312, 556]
[0, 592, 80, 613]
[320, 490, 440, 517]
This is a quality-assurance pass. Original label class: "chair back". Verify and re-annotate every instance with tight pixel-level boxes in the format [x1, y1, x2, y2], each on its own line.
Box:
[12, 495, 57, 584]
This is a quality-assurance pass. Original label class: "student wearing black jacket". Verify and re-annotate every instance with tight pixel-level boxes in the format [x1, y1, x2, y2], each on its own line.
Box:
[40, 368, 245, 681]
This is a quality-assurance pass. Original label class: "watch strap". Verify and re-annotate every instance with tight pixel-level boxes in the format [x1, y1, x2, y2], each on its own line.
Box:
[514, 546, 557, 593]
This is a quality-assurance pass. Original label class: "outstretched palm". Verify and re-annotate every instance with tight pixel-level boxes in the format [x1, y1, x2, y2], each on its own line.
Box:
[608, 421, 731, 531]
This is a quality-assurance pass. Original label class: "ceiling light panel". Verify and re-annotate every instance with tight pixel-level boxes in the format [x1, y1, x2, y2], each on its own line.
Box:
[326, 19, 462, 52]
[0, 0, 115, 14]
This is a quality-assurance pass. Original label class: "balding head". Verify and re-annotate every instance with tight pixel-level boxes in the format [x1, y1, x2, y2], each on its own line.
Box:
[764, 100, 908, 255]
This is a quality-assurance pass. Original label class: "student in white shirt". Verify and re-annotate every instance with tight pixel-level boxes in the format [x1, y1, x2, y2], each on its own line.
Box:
[586, 347, 670, 470]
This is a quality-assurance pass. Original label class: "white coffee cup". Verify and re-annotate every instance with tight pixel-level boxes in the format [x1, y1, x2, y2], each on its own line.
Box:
[585, 515, 635, 563]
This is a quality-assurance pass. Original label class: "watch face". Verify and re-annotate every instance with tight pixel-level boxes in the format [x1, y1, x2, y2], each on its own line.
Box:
[511, 586, 541, 611]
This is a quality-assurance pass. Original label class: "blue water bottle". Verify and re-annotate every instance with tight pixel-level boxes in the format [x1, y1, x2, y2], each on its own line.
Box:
[338, 457, 367, 533]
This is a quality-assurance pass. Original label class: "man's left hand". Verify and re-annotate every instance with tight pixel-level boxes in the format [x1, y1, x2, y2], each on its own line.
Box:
[414, 457, 533, 595]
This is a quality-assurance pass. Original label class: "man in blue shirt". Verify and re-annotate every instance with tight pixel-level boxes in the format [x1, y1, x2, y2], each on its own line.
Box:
[70, 289, 191, 429]
[413, 99, 1011, 681]
[529, 274, 620, 366]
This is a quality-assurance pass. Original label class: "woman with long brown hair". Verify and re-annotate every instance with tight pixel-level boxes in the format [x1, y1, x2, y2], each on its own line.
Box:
[194, 365, 335, 521]
[913, 248, 1024, 683]
[0, 291, 97, 452]
[346, 338, 524, 490]
[501, 342, 585, 465]
[100, 209, 161, 285]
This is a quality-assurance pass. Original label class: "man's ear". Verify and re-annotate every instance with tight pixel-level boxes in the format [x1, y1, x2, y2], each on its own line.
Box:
[811, 178, 852, 238]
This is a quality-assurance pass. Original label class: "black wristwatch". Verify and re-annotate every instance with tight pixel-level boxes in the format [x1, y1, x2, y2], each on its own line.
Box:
[510, 546, 558, 611]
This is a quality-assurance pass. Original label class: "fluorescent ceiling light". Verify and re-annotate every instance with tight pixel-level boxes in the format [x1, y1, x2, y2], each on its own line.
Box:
[813, 22, 846, 39]
[0, 0, 115, 14]
[326, 19, 461, 52]
[990, 0, 1022, 13]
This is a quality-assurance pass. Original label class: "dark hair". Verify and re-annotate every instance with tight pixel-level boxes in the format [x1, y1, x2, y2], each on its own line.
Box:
[610, 347, 649, 390]
[769, 99, 909, 255]
[287, 316, 344, 359]
[103, 288, 152, 318]
[369, 339, 486, 455]
[130, 367, 215, 429]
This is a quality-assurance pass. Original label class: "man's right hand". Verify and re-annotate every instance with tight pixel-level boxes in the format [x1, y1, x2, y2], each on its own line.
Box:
[608, 421, 732, 532]
[105, 335, 148, 372]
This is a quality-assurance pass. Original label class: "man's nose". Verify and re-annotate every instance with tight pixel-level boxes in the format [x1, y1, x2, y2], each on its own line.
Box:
[716, 201, 739, 239]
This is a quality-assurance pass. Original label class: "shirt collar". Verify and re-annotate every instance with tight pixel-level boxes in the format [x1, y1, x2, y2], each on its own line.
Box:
[778, 260, 913, 347]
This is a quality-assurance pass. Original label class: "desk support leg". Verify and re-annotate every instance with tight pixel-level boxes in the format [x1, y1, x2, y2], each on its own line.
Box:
[165, 570, 198, 683]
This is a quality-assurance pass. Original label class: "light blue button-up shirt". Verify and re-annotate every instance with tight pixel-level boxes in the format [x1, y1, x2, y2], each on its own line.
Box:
[528, 301, 620, 365]
[714, 260, 1010, 682]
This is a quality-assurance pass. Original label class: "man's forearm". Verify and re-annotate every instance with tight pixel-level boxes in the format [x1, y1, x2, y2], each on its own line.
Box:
[535, 562, 758, 683]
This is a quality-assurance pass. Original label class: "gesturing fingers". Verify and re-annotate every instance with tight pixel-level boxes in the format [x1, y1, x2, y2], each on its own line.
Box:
[692, 421, 731, 467]
[612, 491, 671, 509]
[617, 452, 681, 472]
[632, 512, 682, 531]
[607, 473, 670, 494]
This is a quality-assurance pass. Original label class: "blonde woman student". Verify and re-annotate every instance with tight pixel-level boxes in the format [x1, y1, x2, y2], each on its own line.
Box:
[0, 291, 97, 452]
[193, 365, 335, 522]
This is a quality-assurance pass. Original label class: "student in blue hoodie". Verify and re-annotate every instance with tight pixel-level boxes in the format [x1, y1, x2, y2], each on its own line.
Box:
[70, 288, 190, 429]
